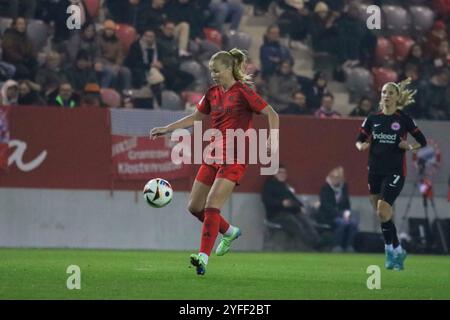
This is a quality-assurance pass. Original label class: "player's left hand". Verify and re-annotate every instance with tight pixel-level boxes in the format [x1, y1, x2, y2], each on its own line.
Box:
[266, 136, 279, 157]
[398, 140, 411, 151]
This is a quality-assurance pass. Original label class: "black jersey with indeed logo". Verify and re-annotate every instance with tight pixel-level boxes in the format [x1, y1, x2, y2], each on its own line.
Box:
[357, 110, 427, 176]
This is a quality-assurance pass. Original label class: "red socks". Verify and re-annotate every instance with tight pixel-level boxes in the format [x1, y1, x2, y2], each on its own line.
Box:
[191, 210, 230, 234]
[199, 208, 222, 256]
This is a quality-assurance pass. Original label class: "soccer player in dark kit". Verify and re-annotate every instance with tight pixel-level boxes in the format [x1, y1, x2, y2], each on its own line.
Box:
[355, 78, 427, 271]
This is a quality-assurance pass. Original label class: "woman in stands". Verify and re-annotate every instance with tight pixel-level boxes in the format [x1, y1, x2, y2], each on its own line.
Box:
[150, 48, 279, 276]
[355, 78, 427, 271]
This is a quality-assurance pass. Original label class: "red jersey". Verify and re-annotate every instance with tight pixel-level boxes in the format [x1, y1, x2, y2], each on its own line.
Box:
[196, 81, 268, 164]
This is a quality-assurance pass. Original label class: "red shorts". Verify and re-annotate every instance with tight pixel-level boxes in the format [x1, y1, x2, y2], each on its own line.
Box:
[195, 163, 247, 186]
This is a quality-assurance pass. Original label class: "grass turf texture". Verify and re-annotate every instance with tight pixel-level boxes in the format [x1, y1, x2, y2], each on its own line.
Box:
[0, 249, 449, 299]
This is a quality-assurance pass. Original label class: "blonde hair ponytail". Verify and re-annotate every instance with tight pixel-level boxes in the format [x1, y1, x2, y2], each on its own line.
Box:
[228, 48, 252, 84]
[385, 78, 417, 110]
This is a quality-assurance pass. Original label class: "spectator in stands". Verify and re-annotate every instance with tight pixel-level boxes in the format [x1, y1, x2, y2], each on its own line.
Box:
[310, 1, 339, 55]
[98, 20, 132, 91]
[277, 0, 312, 45]
[335, 3, 366, 66]
[430, 40, 450, 71]
[48, 82, 78, 108]
[80, 83, 105, 108]
[1, 17, 37, 80]
[125, 29, 163, 105]
[142, 0, 169, 33]
[423, 68, 450, 120]
[208, 0, 244, 33]
[259, 24, 294, 79]
[157, 20, 195, 93]
[317, 166, 358, 253]
[106, 0, 149, 34]
[425, 20, 448, 60]
[35, 51, 67, 99]
[280, 91, 311, 116]
[306, 71, 330, 109]
[404, 44, 426, 74]
[267, 60, 301, 112]
[349, 96, 375, 117]
[7, 0, 37, 19]
[0, 61, 17, 81]
[314, 93, 341, 118]
[64, 50, 99, 92]
[17, 80, 45, 106]
[47, 0, 87, 45]
[262, 165, 321, 251]
[166, 0, 205, 56]
[67, 22, 114, 88]
[1, 80, 19, 106]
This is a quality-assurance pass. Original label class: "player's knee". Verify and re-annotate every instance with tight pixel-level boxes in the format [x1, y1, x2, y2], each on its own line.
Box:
[188, 201, 203, 215]
[377, 202, 392, 221]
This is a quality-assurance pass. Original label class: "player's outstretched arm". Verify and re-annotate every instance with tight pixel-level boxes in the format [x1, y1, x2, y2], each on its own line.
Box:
[150, 109, 206, 139]
[261, 104, 279, 156]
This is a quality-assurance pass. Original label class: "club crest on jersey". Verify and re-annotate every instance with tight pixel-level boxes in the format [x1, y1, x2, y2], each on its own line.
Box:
[391, 122, 401, 131]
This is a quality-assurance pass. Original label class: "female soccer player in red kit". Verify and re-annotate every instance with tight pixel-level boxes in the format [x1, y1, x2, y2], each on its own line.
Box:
[150, 48, 279, 275]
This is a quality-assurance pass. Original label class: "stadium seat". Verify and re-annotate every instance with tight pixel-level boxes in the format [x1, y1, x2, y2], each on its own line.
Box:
[345, 67, 374, 102]
[382, 5, 411, 35]
[26, 20, 50, 52]
[161, 90, 184, 111]
[223, 31, 252, 51]
[372, 67, 398, 92]
[409, 6, 435, 36]
[179, 60, 207, 85]
[100, 88, 121, 108]
[0, 17, 12, 35]
[83, 0, 101, 18]
[115, 24, 137, 55]
[374, 37, 394, 66]
[203, 27, 223, 48]
[390, 36, 415, 62]
[433, 0, 450, 19]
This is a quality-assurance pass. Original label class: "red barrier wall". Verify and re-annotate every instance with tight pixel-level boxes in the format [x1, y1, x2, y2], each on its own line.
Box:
[0, 107, 371, 195]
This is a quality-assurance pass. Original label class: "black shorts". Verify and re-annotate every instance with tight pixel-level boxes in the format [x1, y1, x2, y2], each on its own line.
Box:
[368, 173, 405, 206]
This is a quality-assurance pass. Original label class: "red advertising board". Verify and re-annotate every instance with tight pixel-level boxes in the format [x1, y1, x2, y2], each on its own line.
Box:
[111, 134, 191, 181]
[0, 106, 10, 170]
[0, 107, 378, 195]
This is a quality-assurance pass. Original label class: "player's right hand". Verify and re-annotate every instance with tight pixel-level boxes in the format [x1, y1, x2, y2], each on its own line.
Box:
[356, 142, 370, 151]
[150, 126, 169, 139]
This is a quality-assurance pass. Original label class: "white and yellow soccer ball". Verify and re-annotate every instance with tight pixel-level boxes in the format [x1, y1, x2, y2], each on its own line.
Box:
[143, 178, 173, 208]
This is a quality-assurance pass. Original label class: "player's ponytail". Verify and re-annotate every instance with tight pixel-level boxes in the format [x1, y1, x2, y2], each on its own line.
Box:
[228, 48, 253, 84]
[386, 78, 417, 110]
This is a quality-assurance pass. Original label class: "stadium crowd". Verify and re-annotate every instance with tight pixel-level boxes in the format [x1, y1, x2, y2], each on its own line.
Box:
[0, 0, 448, 120]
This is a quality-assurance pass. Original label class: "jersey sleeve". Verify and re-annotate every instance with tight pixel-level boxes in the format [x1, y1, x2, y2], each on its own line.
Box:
[356, 115, 372, 142]
[196, 92, 211, 114]
[240, 84, 268, 114]
[404, 114, 427, 147]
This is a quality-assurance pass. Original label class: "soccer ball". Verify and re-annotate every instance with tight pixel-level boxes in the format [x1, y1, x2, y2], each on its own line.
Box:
[143, 178, 173, 208]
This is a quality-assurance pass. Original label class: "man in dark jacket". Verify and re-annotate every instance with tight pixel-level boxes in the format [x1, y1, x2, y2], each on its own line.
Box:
[262, 166, 321, 250]
[1, 17, 37, 80]
[157, 21, 194, 92]
[259, 25, 294, 79]
[317, 167, 358, 252]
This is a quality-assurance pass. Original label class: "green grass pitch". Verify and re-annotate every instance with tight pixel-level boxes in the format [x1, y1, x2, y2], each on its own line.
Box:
[0, 248, 449, 300]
